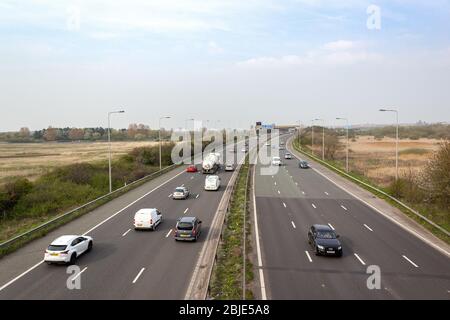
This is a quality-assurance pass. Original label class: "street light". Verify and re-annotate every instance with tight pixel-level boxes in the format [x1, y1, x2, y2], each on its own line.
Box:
[108, 110, 125, 193]
[379, 108, 399, 180]
[336, 117, 349, 172]
[185, 118, 195, 131]
[159, 116, 171, 171]
[313, 118, 325, 160]
[311, 120, 315, 156]
[297, 120, 302, 148]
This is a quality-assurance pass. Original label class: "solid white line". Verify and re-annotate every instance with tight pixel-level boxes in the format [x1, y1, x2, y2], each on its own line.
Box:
[184, 208, 189, 214]
[0, 261, 44, 292]
[0, 168, 187, 293]
[305, 251, 313, 263]
[132, 268, 145, 284]
[283, 202, 287, 208]
[307, 157, 450, 257]
[196, 194, 200, 199]
[122, 229, 131, 237]
[72, 267, 88, 281]
[364, 224, 374, 232]
[340, 205, 348, 211]
[83, 169, 186, 236]
[312, 203, 317, 209]
[291, 221, 296, 229]
[328, 223, 335, 230]
[287, 138, 450, 258]
[253, 163, 267, 300]
[402, 255, 419, 268]
[165, 229, 173, 238]
[354, 253, 366, 266]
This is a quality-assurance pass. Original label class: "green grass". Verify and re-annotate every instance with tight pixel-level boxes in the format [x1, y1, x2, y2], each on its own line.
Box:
[209, 158, 254, 300]
[292, 139, 450, 245]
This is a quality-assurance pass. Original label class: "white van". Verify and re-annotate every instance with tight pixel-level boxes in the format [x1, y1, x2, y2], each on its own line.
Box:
[134, 208, 162, 230]
[205, 175, 221, 191]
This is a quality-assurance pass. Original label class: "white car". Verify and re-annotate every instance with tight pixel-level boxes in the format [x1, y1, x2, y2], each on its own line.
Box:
[205, 175, 221, 191]
[284, 153, 292, 159]
[134, 208, 163, 230]
[272, 156, 282, 166]
[173, 186, 189, 199]
[44, 235, 93, 265]
[225, 164, 234, 171]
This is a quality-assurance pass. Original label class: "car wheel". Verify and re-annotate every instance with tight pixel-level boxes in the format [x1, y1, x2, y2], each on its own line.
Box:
[314, 246, 320, 256]
[87, 241, 93, 252]
[68, 253, 77, 265]
[46, 261, 52, 265]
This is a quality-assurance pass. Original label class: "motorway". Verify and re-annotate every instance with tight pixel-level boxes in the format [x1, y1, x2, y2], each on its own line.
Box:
[254, 135, 450, 299]
[0, 141, 249, 300]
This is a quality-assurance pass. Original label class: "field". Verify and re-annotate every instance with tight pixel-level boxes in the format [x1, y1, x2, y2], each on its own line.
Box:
[334, 136, 441, 187]
[0, 141, 157, 185]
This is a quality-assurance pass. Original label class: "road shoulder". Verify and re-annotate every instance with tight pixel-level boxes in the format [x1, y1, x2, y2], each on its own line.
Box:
[287, 137, 450, 258]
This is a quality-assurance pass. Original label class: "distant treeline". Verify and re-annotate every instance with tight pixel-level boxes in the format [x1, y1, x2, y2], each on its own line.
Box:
[0, 124, 173, 143]
[355, 123, 450, 140]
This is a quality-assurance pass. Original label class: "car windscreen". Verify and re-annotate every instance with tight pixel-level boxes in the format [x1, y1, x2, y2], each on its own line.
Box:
[206, 176, 217, 182]
[48, 245, 67, 251]
[316, 231, 336, 239]
[177, 222, 193, 230]
[175, 188, 185, 192]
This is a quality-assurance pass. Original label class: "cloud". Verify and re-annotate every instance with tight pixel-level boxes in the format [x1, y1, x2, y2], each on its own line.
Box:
[207, 41, 224, 54]
[237, 40, 381, 68]
[323, 40, 357, 51]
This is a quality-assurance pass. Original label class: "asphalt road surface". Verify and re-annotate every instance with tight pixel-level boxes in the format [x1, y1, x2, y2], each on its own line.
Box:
[0, 141, 250, 300]
[254, 136, 450, 300]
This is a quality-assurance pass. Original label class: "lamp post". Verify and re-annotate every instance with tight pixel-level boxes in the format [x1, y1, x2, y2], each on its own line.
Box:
[311, 120, 314, 156]
[336, 117, 349, 172]
[159, 116, 171, 171]
[108, 110, 125, 193]
[185, 118, 195, 132]
[379, 108, 399, 180]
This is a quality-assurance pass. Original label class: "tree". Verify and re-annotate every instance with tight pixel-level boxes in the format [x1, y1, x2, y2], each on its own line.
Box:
[421, 140, 450, 207]
[68, 128, 85, 140]
[19, 127, 30, 138]
[43, 127, 58, 141]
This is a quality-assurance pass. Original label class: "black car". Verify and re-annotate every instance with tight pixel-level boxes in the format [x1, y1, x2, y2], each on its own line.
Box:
[174, 216, 202, 241]
[308, 224, 342, 257]
[299, 160, 309, 169]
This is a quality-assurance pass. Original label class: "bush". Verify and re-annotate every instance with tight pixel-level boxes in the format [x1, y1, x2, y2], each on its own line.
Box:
[0, 178, 33, 219]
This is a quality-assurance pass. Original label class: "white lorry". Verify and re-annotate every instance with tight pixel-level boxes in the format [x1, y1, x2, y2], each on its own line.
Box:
[202, 153, 221, 174]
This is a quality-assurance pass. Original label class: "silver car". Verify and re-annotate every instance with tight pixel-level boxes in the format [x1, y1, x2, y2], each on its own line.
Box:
[173, 186, 190, 200]
[225, 164, 234, 171]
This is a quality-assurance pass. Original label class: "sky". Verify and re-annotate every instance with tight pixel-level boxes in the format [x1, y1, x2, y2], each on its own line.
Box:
[0, 0, 449, 131]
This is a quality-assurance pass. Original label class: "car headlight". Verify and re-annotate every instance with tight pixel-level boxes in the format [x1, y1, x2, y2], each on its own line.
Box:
[317, 245, 325, 250]
[338, 246, 342, 250]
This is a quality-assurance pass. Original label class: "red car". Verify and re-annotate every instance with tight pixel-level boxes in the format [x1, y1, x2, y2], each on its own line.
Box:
[186, 165, 198, 173]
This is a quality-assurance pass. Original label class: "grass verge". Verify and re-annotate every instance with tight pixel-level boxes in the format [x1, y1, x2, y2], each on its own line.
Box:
[0, 165, 179, 258]
[292, 139, 450, 245]
[209, 158, 254, 299]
